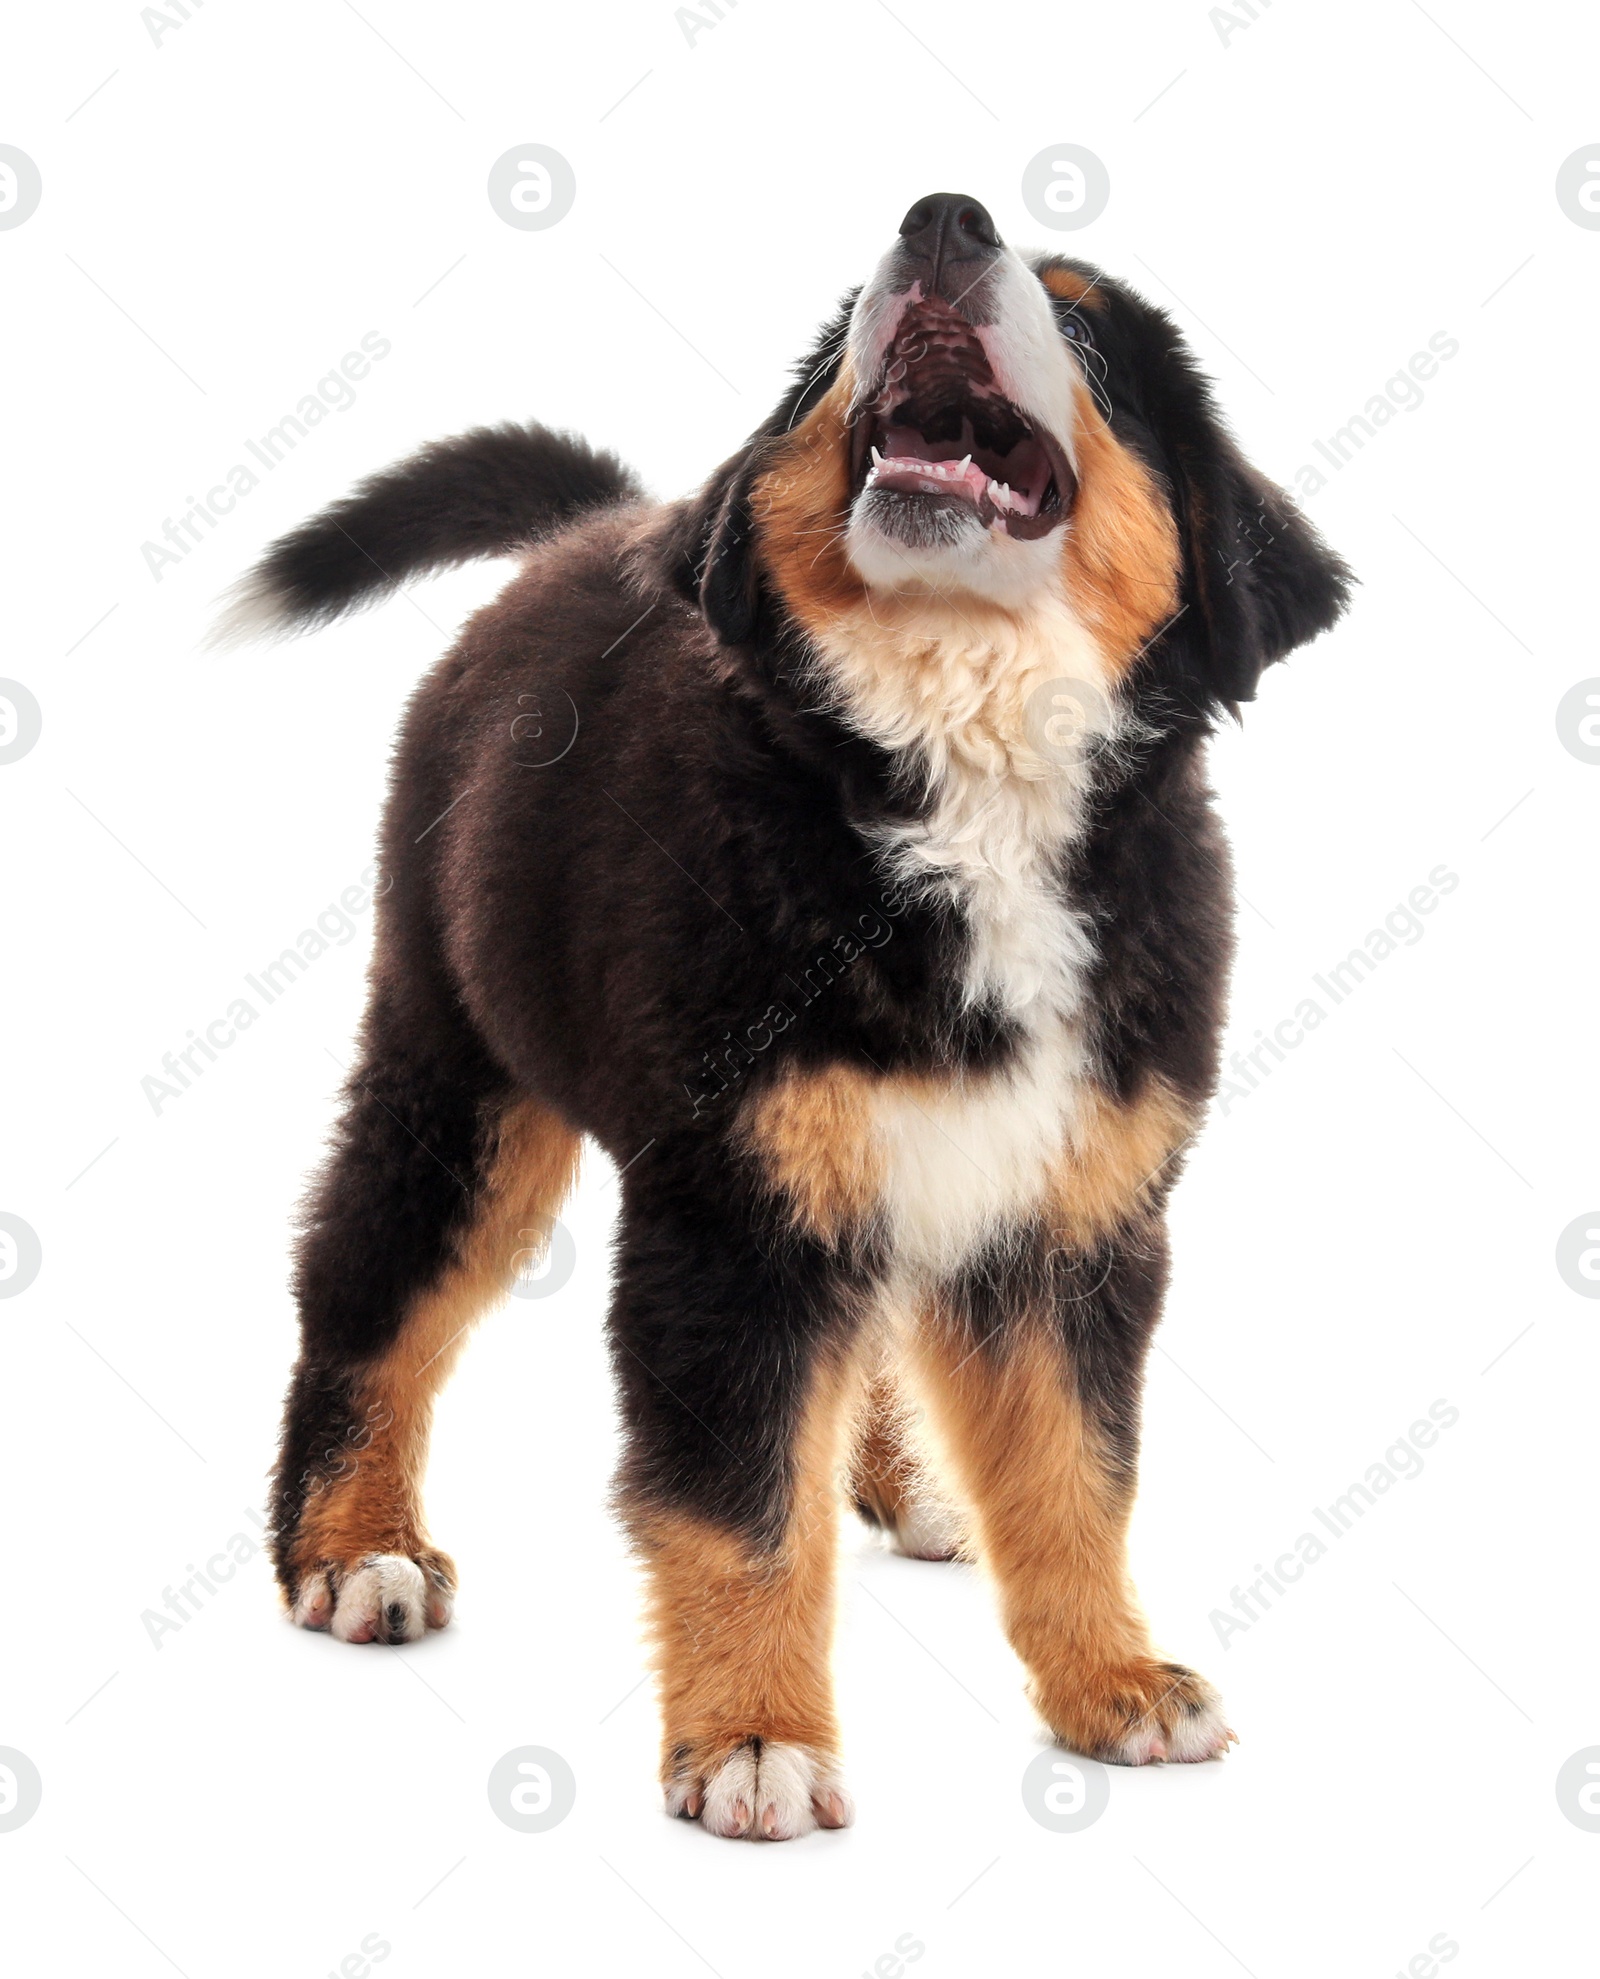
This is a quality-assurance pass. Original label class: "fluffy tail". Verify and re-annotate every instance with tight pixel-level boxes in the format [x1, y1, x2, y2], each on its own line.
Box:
[210, 422, 641, 647]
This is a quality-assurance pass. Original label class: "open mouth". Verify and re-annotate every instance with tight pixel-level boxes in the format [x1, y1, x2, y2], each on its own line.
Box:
[850, 295, 1075, 542]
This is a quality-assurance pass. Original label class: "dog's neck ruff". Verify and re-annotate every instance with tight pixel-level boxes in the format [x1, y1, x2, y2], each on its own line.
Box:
[807, 579, 1114, 1021]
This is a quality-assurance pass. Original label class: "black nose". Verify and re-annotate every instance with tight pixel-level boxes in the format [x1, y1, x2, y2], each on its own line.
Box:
[899, 192, 1001, 251]
[897, 192, 1002, 289]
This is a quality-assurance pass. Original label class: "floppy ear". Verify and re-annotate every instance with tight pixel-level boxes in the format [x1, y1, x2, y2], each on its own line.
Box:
[696, 450, 767, 648]
[657, 447, 763, 646]
[1178, 424, 1353, 706]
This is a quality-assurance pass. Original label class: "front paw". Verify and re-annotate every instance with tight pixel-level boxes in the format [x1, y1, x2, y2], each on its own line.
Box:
[1039, 1659, 1236, 1765]
[290, 1549, 456, 1645]
[664, 1737, 854, 1841]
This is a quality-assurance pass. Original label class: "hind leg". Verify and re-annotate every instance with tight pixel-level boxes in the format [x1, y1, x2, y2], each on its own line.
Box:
[906, 1230, 1234, 1764]
[273, 985, 579, 1644]
[849, 1366, 964, 1562]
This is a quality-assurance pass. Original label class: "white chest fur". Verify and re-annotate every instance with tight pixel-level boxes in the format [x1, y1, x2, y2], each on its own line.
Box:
[808, 585, 1118, 1277]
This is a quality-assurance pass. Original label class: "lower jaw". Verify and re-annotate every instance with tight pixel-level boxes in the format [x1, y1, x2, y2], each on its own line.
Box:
[843, 498, 1065, 602]
[849, 487, 1064, 554]
[851, 488, 1061, 554]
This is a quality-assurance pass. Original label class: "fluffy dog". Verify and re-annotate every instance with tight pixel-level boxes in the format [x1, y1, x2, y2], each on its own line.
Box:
[221, 193, 1349, 1840]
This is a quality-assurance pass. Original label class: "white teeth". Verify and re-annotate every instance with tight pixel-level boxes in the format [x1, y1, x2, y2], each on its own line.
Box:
[864, 446, 1029, 512]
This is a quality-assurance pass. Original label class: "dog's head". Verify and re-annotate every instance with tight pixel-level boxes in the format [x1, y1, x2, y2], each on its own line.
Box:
[667, 192, 1350, 710]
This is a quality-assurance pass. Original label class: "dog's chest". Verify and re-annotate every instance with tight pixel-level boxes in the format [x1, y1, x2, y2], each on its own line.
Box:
[740, 585, 1124, 1274]
[865, 775, 1097, 1275]
[814, 599, 1112, 1275]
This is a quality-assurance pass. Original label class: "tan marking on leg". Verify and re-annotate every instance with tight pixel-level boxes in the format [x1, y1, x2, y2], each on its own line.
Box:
[1048, 1075, 1196, 1249]
[736, 1062, 885, 1244]
[850, 1369, 963, 1560]
[289, 1096, 581, 1582]
[627, 1344, 868, 1815]
[850, 1371, 922, 1531]
[1060, 375, 1182, 672]
[907, 1314, 1226, 1762]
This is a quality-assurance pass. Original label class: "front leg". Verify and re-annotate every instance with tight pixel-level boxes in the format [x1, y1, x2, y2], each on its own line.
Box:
[907, 1229, 1235, 1765]
[610, 1167, 868, 1839]
[632, 1500, 856, 1839]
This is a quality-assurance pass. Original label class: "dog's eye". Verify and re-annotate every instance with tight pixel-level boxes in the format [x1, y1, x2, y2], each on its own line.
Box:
[1059, 313, 1093, 346]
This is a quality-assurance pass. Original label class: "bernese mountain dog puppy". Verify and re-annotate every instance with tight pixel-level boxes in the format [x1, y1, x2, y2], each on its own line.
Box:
[220, 193, 1350, 1840]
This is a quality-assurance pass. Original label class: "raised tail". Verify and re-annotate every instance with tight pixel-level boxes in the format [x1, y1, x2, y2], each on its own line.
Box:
[210, 422, 641, 647]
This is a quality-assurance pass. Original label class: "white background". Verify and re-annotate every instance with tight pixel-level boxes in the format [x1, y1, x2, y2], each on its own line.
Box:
[3, 1, 1596, 1973]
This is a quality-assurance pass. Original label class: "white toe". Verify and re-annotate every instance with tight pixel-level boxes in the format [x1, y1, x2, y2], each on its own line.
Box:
[700, 1744, 761, 1838]
[1162, 1695, 1235, 1763]
[329, 1554, 428, 1644]
[1104, 1683, 1233, 1765]
[291, 1572, 332, 1630]
[690, 1743, 852, 1841]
